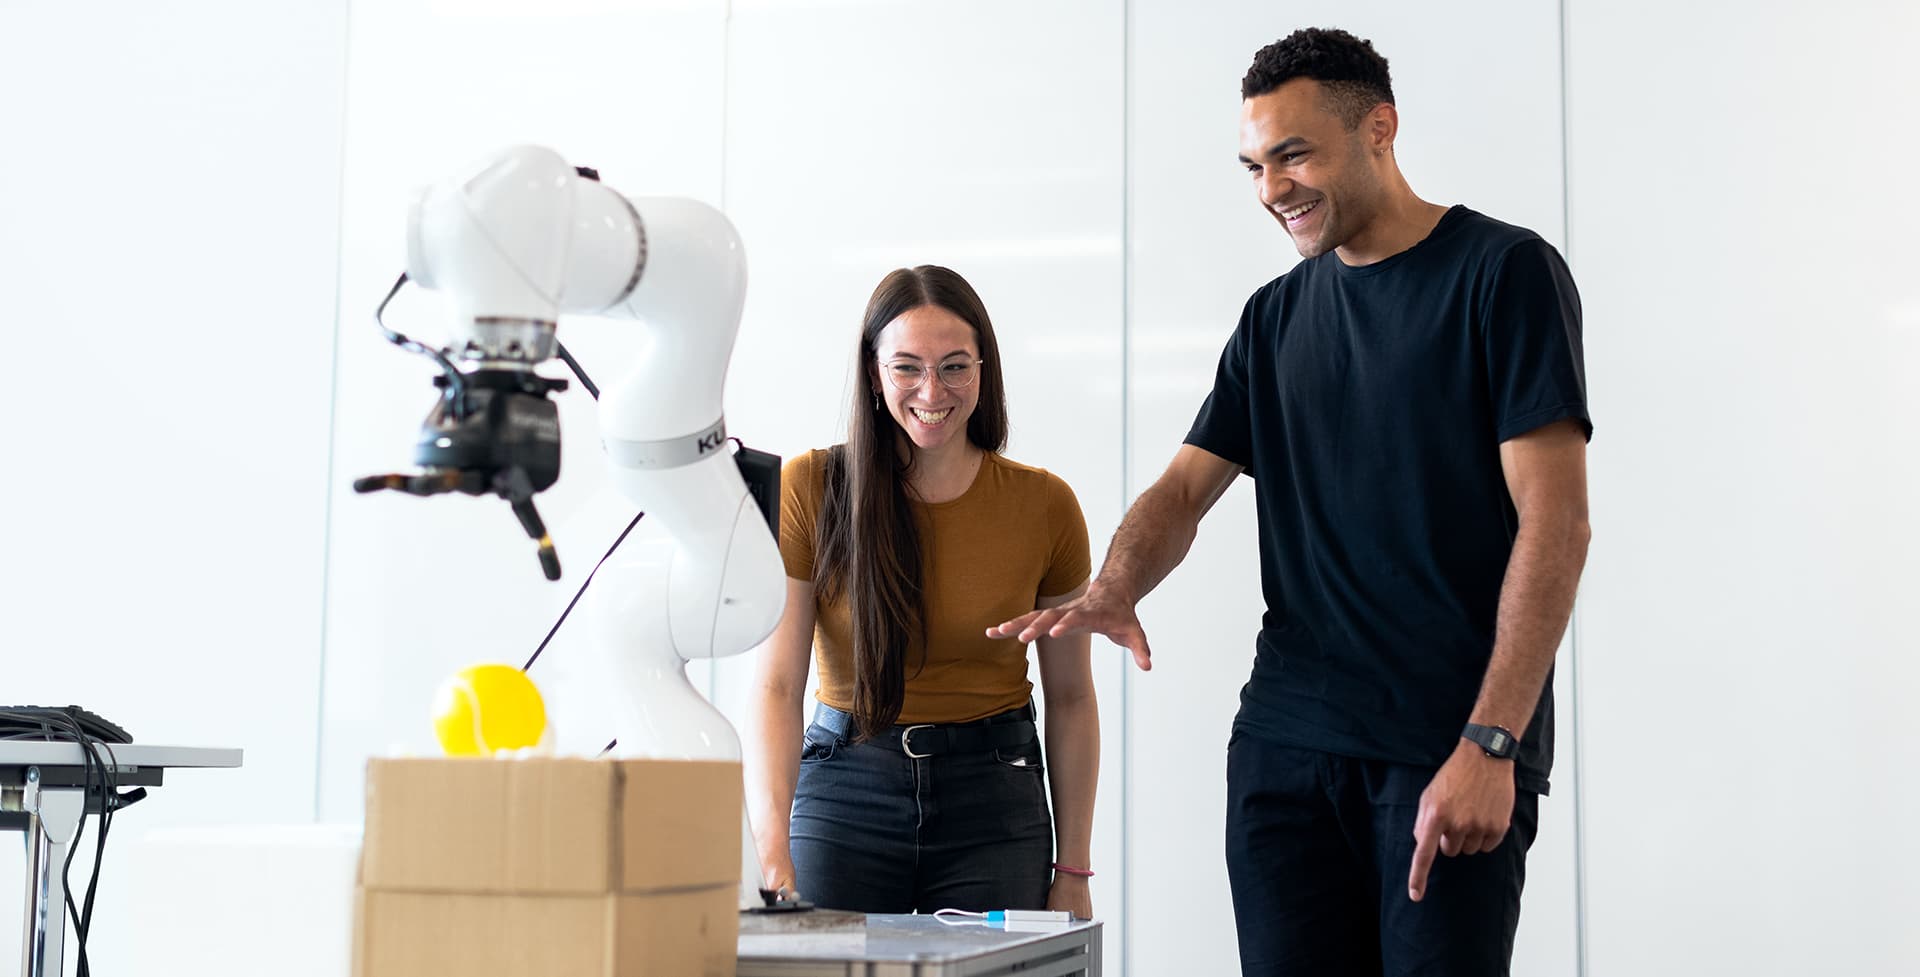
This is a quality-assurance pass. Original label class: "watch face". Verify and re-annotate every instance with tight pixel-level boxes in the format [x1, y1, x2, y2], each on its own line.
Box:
[1468, 724, 1516, 758]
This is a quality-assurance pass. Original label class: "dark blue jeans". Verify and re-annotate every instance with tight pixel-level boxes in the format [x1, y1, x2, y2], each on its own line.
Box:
[1225, 725, 1539, 977]
[789, 702, 1054, 913]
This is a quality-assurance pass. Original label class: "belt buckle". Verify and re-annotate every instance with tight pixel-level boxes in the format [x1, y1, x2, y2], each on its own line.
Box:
[901, 724, 935, 759]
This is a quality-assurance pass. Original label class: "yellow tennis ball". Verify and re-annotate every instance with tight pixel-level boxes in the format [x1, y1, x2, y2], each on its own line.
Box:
[431, 664, 547, 756]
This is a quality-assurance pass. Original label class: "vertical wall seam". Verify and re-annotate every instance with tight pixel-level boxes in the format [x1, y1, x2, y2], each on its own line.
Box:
[1118, 0, 1134, 973]
[1558, 1, 1591, 975]
[313, 0, 357, 823]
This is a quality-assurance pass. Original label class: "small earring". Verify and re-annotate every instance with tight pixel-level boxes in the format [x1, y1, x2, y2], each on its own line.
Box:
[873, 392, 880, 410]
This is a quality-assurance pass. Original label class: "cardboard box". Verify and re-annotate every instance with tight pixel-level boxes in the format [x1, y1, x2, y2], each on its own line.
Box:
[353, 757, 742, 977]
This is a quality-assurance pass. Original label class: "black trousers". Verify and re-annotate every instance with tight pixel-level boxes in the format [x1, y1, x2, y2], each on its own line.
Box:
[1225, 725, 1539, 977]
[789, 702, 1053, 913]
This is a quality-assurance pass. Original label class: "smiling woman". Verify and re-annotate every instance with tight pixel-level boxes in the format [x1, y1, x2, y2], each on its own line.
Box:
[744, 265, 1101, 920]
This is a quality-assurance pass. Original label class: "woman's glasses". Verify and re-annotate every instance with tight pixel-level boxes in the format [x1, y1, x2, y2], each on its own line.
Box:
[882, 357, 986, 391]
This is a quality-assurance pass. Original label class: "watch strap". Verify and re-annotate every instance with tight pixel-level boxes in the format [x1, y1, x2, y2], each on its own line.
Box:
[1462, 722, 1518, 759]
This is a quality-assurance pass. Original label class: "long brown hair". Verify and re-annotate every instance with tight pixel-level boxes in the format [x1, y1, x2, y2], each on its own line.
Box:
[814, 265, 1009, 741]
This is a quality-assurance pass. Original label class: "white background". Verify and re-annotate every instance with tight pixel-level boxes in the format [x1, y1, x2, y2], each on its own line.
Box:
[1, 1, 1915, 974]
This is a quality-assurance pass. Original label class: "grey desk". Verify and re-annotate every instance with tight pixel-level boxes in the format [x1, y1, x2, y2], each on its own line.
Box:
[738, 912, 1102, 976]
[0, 742, 241, 977]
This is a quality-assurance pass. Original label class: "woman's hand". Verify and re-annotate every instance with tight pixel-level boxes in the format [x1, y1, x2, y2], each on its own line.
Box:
[761, 857, 798, 900]
[1046, 874, 1092, 919]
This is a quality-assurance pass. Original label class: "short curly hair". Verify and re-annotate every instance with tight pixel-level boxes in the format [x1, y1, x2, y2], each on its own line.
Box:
[1242, 28, 1394, 131]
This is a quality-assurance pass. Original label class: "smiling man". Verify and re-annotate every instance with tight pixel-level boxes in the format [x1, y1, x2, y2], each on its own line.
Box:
[990, 27, 1591, 976]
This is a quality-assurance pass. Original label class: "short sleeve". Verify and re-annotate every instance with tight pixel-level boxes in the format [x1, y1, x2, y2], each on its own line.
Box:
[1183, 293, 1261, 467]
[778, 449, 821, 581]
[1037, 472, 1092, 599]
[1483, 239, 1592, 443]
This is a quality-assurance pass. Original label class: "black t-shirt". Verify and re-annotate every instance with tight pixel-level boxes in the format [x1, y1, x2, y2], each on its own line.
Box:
[1186, 205, 1588, 794]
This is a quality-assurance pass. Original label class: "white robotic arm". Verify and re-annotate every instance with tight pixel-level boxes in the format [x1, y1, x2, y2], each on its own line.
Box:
[367, 146, 786, 903]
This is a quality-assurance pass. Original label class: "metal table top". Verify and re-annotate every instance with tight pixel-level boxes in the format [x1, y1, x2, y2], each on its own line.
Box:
[739, 911, 1101, 975]
[0, 742, 242, 770]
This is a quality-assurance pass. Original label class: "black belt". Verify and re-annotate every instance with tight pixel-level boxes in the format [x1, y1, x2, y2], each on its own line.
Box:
[812, 702, 1037, 758]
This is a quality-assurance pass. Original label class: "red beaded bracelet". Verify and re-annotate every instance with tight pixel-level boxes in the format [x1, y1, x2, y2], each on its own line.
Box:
[1050, 862, 1095, 878]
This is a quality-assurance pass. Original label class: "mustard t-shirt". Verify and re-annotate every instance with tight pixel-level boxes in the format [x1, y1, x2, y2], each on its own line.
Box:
[779, 449, 1091, 723]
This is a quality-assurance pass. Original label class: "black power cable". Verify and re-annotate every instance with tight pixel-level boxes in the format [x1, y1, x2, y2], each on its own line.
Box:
[519, 510, 645, 676]
[555, 341, 600, 400]
[525, 341, 629, 757]
[373, 272, 469, 415]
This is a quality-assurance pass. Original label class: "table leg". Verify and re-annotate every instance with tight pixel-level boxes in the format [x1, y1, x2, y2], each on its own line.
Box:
[19, 771, 84, 977]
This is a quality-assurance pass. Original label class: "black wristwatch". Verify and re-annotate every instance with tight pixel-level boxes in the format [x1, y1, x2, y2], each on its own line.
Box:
[1461, 723, 1519, 760]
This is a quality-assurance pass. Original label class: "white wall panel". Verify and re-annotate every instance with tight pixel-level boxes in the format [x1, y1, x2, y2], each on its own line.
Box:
[1567, 2, 1920, 974]
[718, 0, 1130, 943]
[1126, 4, 1576, 974]
[0, 0, 348, 969]
[317, 0, 731, 820]
[0, 0, 345, 820]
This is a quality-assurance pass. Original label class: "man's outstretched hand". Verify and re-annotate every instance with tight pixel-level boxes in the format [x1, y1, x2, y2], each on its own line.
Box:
[986, 583, 1153, 670]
